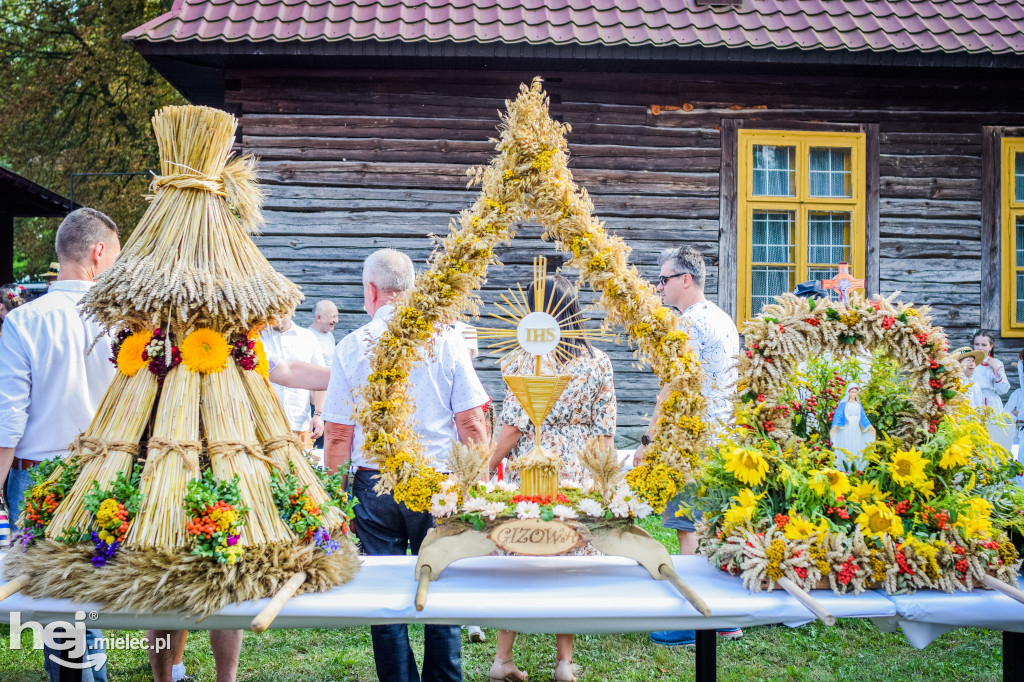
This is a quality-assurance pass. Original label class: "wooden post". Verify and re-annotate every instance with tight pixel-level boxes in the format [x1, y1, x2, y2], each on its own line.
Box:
[250, 572, 307, 632]
[981, 574, 1024, 606]
[864, 123, 880, 297]
[695, 629, 717, 682]
[415, 565, 432, 612]
[1005, 630, 1023, 682]
[718, 118, 740, 319]
[776, 577, 836, 626]
[0, 575, 29, 602]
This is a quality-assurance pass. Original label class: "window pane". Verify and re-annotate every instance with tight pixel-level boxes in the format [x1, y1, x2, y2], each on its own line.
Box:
[809, 147, 852, 197]
[1017, 216, 1024, 268]
[807, 267, 841, 301]
[751, 267, 795, 315]
[807, 211, 851, 264]
[751, 211, 795, 263]
[1018, 271, 1024, 323]
[752, 145, 795, 196]
[1016, 152, 1024, 203]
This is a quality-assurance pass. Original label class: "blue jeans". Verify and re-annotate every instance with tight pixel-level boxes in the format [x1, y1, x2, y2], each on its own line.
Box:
[6, 467, 108, 682]
[353, 470, 461, 682]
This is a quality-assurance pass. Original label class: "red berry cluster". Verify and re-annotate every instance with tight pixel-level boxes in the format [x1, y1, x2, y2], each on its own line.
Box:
[837, 555, 858, 585]
[826, 504, 850, 520]
[774, 513, 790, 530]
[794, 566, 808, 579]
[895, 549, 915, 576]
[231, 337, 259, 371]
[920, 506, 949, 531]
[914, 332, 929, 346]
[881, 316, 895, 329]
[886, 499, 912, 515]
[804, 317, 819, 326]
[510, 493, 570, 505]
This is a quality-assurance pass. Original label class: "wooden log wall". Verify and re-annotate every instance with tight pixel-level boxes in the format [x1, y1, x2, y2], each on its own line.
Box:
[226, 69, 1024, 437]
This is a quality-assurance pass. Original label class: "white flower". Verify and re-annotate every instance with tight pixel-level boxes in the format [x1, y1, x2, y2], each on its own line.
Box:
[560, 479, 583, 490]
[482, 501, 508, 520]
[515, 501, 541, 520]
[628, 497, 654, 519]
[608, 485, 633, 518]
[551, 504, 578, 521]
[479, 481, 495, 494]
[462, 496, 489, 514]
[576, 498, 604, 518]
[495, 479, 519, 493]
[440, 477, 459, 493]
[430, 492, 458, 518]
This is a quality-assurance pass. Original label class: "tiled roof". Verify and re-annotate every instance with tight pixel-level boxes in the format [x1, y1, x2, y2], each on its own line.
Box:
[125, 0, 1024, 56]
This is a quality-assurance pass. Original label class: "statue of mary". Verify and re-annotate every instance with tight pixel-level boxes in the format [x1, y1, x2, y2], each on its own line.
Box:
[830, 384, 875, 471]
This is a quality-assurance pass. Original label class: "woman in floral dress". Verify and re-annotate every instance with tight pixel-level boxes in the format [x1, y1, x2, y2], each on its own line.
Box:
[487, 273, 616, 682]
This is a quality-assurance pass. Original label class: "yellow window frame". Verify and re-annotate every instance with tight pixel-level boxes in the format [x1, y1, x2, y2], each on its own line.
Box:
[1001, 138, 1024, 337]
[737, 130, 866, 324]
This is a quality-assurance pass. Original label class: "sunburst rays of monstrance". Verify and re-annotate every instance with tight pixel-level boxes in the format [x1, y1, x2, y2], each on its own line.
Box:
[476, 257, 615, 497]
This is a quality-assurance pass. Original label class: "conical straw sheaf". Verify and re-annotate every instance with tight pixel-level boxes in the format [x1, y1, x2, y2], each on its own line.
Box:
[81, 105, 302, 336]
[47, 370, 159, 538]
[126, 366, 201, 550]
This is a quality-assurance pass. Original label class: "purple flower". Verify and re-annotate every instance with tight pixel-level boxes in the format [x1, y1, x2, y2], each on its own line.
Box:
[313, 527, 340, 555]
[226, 535, 239, 546]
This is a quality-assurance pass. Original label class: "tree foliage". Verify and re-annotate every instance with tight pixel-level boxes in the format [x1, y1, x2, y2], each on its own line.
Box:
[0, 0, 184, 278]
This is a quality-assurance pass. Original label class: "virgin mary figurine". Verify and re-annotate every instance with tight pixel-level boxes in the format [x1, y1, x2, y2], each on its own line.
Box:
[830, 384, 875, 471]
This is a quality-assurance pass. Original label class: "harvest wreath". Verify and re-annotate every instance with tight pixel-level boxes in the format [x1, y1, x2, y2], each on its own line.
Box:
[698, 293, 1022, 596]
[357, 78, 707, 516]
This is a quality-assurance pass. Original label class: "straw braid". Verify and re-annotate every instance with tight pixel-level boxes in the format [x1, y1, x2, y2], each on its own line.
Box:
[150, 156, 264, 232]
[143, 438, 201, 479]
[207, 440, 284, 472]
[69, 434, 140, 465]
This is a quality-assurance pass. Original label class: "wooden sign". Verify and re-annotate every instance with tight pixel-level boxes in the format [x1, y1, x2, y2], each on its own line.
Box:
[488, 518, 582, 556]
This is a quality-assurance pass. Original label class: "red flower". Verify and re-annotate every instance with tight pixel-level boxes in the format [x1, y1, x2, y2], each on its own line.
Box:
[794, 566, 808, 579]
[778, 324, 785, 333]
[764, 421, 775, 432]
[870, 300, 881, 311]
[929, 359, 940, 370]
[745, 350, 753, 359]
[881, 317, 895, 329]
[756, 393, 766, 403]
[805, 317, 819, 326]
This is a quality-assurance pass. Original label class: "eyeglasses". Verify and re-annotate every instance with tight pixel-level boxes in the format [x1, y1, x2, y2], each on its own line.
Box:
[658, 272, 687, 286]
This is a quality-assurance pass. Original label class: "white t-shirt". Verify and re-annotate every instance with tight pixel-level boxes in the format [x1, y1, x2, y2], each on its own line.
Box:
[260, 325, 326, 431]
[678, 299, 740, 431]
[0, 281, 115, 461]
[322, 304, 489, 471]
[307, 326, 336, 368]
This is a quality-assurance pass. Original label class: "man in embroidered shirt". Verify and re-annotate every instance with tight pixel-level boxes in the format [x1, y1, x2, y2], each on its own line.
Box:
[308, 299, 339, 368]
[633, 245, 740, 647]
[323, 248, 488, 682]
[0, 208, 120, 681]
[261, 309, 327, 449]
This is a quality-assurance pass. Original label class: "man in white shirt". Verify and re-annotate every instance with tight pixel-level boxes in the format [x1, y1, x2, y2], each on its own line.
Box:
[261, 310, 327, 450]
[0, 208, 120, 681]
[308, 299, 339, 368]
[632, 245, 741, 647]
[323, 248, 488, 682]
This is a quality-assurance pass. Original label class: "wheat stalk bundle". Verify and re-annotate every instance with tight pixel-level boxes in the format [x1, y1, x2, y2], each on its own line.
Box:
[201, 369, 294, 546]
[46, 369, 159, 538]
[445, 441, 490, 503]
[125, 366, 201, 549]
[237, 366, 346, 529]
[579, 437, 625, 497]
[80, 106, 302, 337]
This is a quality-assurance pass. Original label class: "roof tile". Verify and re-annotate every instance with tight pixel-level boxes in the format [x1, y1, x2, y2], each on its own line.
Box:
[123, 0, 1024, 57]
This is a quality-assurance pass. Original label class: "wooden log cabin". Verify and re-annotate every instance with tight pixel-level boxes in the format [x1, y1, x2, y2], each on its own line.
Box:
[126, 0, 1024, 437]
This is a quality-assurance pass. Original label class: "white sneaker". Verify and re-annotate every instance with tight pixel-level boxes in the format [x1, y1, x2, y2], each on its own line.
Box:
[467, 625, 486, 643]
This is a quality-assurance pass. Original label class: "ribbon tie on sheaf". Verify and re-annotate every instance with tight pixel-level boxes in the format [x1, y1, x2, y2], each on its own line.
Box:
[207, 440, 285, 473]
[144, 438, 202, 479]
[261, 433, 305, 454]
[69, 434, 140, 465]
[149, 156, 265, 232]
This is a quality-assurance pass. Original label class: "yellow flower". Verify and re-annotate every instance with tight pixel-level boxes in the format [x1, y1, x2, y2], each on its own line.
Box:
[856, 501, 905, 538]
[253, 339, 269, 378]
[722, 447, 770, 487]
[887, 448, 929, 489]
[180, 328, 231, 374]
[938, 436, 972, 470]
[807, 469, 849, 498]
[958, 497, 994, 539]
[722, 488, 763, 529]
[117, 330, 152, 377]
[783, 510, 828, 540]
[848, 480, 886, 504]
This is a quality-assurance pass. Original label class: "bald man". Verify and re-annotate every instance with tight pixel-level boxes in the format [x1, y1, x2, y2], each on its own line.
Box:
[308, 299, 339, 368]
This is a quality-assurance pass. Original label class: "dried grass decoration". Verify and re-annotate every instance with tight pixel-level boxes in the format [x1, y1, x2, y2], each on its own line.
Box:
[4, 105, 357, 619]
[357, 78, 707, 514]
[697, 293, 1022, 596]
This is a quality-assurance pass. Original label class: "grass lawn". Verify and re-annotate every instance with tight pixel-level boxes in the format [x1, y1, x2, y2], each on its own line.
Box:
[0, 518, 1004, 680]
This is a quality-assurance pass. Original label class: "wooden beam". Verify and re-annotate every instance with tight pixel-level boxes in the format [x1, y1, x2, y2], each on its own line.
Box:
[980, 126, 1001, 333]
[0, 214, 12, 284]
[865, 123, 880, 297]
[719, 118, 740, 319]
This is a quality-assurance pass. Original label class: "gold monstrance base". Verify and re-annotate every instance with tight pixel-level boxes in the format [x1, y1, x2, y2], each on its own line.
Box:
[503, 374, 571, 498]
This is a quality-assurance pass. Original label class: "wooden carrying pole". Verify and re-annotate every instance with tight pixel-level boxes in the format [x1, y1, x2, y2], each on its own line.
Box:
[776, 577, 836, 626]
[0, 576, 29, 603]
[982, 574, 1024, 606]
[250, 572, 307, 632]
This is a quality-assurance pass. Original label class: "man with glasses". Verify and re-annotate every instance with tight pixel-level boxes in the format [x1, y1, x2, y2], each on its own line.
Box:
[633, 245, 741, 646]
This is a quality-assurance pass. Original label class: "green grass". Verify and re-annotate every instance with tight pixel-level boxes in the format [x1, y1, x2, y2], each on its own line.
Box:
[0, 519, 1003, 680]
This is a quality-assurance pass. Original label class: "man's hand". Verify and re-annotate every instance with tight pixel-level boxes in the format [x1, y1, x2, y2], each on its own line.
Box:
[0, 446, 14, 491]
[632, 443, 645, 468]
[309, 415, 325, 439]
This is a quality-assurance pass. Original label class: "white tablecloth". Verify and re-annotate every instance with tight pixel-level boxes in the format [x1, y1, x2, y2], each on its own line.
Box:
[0, 555, 894, 633]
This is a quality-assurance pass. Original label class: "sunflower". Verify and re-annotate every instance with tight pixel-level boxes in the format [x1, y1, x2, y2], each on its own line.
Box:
[722, 446, 770, 487]
[783, 510, 829, 540]
[722, 488, 763, 529]
[848, 480, 887, 504]
[807, 469, 851, 499]
[116, 330, 153, 377]
[887, 448, 929, 489]
[254, 338, 269, 378]
[958, 497, 994, 539]
[938, 436, 972, 470]
[855, 501, 905, 538]
[180, 328, 231, 374]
